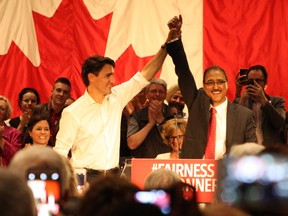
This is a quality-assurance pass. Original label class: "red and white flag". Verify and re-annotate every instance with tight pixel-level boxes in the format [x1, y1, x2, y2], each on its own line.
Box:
[0, 0, 287, 117]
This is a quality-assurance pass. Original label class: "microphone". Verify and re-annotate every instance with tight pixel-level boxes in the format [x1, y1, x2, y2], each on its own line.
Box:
[173, 113, 181, 158]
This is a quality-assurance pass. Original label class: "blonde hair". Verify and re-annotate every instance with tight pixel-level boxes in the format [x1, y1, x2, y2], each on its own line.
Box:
[0, 96, 12, 120]
[161, 118, 187, 145]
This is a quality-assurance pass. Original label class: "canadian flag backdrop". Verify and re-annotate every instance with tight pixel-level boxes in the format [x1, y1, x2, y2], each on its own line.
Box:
[0, 0, 287, 118]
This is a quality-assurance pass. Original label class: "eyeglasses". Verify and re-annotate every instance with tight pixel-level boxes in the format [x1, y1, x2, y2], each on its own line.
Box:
[22, 99, 37, 104]
[149, 89, 166, 95]
[204, 80, 227, 87]
[251, 79, 265, 83]
[166, 135, 185, 142]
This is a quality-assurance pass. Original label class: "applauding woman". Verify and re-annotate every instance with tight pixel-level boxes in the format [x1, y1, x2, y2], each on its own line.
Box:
[9, 88, 40, 132]
[156, 118, 187, 159]
[0, 96, 22, 166]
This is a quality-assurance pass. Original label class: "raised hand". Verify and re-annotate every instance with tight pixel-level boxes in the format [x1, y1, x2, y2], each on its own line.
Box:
[167, 15, 182, 32]
[246, 82, 268, 105]
[148, 100, 165, 124]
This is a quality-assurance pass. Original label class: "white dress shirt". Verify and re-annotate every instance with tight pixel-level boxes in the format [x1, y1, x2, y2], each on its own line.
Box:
[206, 98, 228, 160]
[214, 98, 228, 159]
[54, 72, 149, 170]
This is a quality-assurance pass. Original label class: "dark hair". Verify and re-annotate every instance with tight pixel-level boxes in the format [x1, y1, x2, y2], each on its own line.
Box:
[54, 77, 71, 88]
[247, 65, 268, 83]
[80, 175, 139, 216]
[82, 56, 115, 87]
[18, 88, 40, 108]
[22, 115, 52, 147]
[0, 169, 36, 216]
[203, 65, 228, 82]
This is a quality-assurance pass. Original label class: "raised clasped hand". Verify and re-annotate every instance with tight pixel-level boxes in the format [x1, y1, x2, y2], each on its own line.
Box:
[166, 15, 182, 41]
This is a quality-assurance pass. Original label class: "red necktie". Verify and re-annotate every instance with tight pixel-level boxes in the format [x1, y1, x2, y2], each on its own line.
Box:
[205, 107, 216, 159]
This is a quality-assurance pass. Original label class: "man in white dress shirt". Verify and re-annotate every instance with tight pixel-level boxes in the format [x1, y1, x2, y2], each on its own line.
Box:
[54, 25, 180, 182]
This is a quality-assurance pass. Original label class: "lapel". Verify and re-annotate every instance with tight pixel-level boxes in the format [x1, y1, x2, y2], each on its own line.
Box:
[226, 102, 236, 149]
[201, 89, 213, 121]
[248, 98, 267, 124]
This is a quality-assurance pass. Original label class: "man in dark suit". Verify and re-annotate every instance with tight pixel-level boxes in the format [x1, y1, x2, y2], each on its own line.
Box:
[166, 16, 257, 159]
[235, 65, 286, 146]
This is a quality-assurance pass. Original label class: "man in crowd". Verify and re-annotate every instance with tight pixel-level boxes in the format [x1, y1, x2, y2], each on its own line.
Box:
[127, 78, 172, 158]
[235, 65, 286, 146]
[166, 84, 186, 118]
[32, 77, 71, 146]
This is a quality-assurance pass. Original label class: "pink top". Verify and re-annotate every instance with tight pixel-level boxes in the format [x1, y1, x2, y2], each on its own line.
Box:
[1, 124, 22, 166]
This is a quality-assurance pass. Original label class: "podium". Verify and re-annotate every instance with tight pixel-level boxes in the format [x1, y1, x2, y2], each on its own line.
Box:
[130, 159, 218, 203]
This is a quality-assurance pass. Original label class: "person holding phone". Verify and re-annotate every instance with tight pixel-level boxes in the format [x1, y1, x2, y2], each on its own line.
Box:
[8, 145, 73, 216]
[235, 65, 286, 146]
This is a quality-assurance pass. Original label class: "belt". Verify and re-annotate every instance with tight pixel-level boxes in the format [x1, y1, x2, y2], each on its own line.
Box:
[85, 166, 120, 175]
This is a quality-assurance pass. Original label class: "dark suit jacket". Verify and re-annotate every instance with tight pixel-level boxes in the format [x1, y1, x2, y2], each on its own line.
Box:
[235, 96, 286, 146]
[167, 39, 257, 159]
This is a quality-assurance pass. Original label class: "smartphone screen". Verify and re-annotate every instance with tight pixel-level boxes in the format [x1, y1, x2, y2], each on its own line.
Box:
[239, 68, 248, 82]
[135, 190, 171, 215]
[26, 169, 61, 216]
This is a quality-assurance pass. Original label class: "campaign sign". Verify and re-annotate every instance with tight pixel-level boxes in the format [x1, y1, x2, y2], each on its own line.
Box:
[131, 159, 217, 203]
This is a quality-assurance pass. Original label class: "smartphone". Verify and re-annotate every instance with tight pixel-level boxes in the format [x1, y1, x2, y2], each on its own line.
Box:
[135, 190, 171, 215]
[216, 154, 288, 215]
[238, 68, 248, 82]
[245, 79, 254, 86]
[26, 168, 61, 216]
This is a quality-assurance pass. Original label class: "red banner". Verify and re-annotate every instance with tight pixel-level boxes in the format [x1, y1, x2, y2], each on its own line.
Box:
[131, 159, 218, 203]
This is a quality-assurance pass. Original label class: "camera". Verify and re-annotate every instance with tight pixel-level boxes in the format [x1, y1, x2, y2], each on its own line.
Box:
[238, 69, 248, 83]
[26, 168, 61, 216]
[245, 79, 255, 86]
[239, 68, 248, 77]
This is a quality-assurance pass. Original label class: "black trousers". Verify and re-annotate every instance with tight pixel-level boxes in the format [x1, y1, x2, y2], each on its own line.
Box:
[86, 166, 120, 184]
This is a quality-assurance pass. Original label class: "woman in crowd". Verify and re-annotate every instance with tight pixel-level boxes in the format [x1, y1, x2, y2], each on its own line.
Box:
[22, 115, 51, 148]
[156, 118, 187, 159]
[9, 88, 40, 132]
[0, 96, 22, 166]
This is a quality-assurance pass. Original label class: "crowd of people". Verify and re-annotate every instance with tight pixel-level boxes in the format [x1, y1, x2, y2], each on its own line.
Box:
[0, 15, 288, 216]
